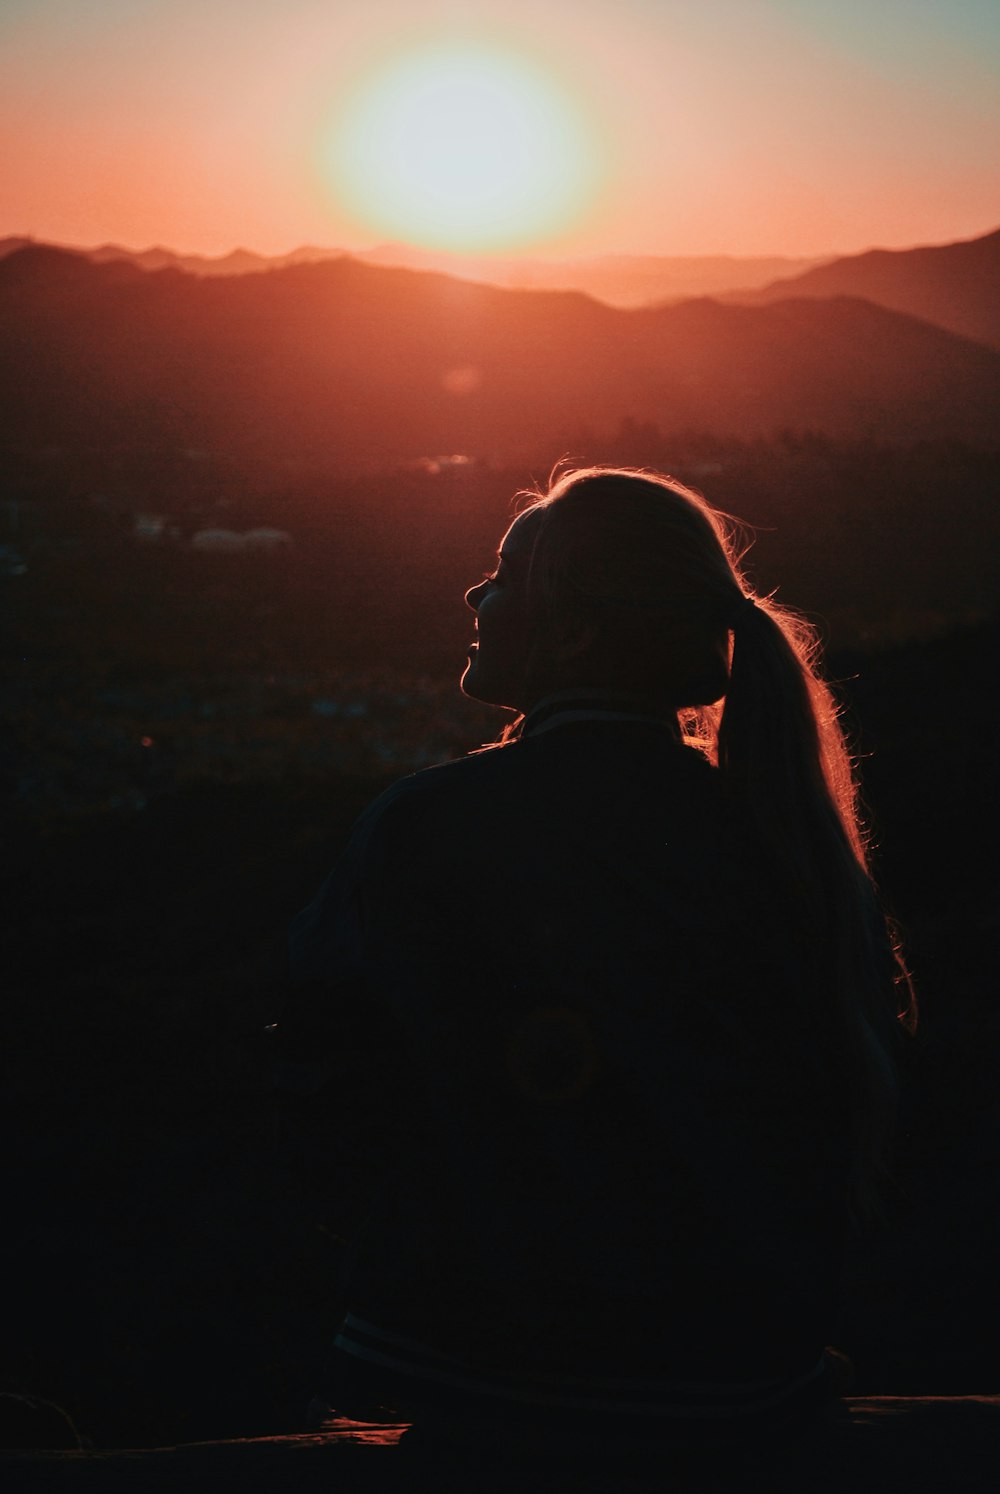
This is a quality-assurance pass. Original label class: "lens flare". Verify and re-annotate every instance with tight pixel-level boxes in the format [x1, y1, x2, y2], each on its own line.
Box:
[320, 40, 605, 252]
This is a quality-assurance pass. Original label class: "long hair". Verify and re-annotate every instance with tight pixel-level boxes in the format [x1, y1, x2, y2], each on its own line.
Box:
[500, 465, 915, 1223]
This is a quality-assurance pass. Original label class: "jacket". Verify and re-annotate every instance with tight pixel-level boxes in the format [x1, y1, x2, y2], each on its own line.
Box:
[282, 704, 852, 1416]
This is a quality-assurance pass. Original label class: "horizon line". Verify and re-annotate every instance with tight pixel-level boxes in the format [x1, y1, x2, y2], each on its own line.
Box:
[4, 222, 999, 266]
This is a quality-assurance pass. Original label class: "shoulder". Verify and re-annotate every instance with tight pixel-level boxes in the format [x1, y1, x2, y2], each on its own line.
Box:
[341, 727, 726, 880]
[367, 729, 715, 824]
[366, 742, 521, 816]
[345, 742, 525, 856]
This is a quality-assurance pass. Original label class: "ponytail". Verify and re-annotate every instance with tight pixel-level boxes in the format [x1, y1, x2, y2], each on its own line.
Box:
[711, 594, 916, 1223]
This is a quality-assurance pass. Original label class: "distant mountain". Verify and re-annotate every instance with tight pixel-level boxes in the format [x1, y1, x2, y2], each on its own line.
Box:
[1, 243, 997, 468]
[0, 237, 343, 278]
[0, 236, 34, 259]
[0, 234, 824, 307]
[353, 244, 829, 307]
[6, 228, 999, 331]
[733, 227, 1000, 349]
[87, 242, 341, 277]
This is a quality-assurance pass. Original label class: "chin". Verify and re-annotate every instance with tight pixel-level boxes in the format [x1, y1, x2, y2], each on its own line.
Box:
[461, 669, 492, 707]
[461, 661, 518, 712]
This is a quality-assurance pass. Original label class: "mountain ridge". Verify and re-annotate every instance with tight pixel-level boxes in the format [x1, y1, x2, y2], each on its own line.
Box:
[1, 241, 997, 468]
[0, 234, 829, 306]
[4, 225, 997, 338]
[731, 226, 1000, 349]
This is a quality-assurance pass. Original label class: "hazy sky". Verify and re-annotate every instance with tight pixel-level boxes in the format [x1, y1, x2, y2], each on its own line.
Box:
[1, 0, 997, 259]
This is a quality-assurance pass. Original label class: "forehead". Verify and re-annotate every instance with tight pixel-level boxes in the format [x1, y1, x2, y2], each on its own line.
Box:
[499, 507, 544, 561]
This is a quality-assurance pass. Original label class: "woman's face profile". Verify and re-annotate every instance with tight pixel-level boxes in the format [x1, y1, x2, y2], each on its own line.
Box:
[461, 509, 541, 712]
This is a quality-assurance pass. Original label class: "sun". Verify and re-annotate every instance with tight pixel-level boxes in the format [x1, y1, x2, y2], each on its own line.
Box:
[321, 40, 604, 253]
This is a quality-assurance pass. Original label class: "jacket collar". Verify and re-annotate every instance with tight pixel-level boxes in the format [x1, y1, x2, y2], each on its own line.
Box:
[522, 690, 681, 740]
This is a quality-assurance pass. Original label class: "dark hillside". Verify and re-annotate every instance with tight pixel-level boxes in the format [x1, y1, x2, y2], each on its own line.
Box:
[739, 226, 1000, 349]
[2, 247, 998, 473]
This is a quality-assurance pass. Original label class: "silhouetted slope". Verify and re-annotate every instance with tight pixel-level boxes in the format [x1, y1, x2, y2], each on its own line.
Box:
[626, 293, 1000, 444]
[87, 242, 341, 276]
[740, 227, 1000, 349]
[1, 234, 824, 304]
[0, 234, 34, 260]
[1, 244, 998, 466]
[0, 235, 339, 277]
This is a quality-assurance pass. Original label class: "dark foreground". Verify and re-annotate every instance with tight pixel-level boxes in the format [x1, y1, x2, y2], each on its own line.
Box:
[4, 1400, 999, 1493]
[4, 604, 998, 1447]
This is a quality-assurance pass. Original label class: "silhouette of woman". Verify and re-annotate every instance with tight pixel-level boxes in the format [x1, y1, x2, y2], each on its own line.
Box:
[280, 466, 914, 1441]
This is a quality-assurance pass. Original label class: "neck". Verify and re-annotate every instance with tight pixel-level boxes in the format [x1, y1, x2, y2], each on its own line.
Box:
[522, 690, 680, 739]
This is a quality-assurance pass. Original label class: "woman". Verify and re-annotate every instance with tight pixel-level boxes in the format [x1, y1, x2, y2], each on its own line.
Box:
[280, 465, 914, 1437]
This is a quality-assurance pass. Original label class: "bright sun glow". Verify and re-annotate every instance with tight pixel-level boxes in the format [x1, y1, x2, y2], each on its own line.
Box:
[321, 40, 604, 253]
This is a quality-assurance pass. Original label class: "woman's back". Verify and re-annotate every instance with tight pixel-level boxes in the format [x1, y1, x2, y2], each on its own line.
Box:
[290, 709, 854, 1409]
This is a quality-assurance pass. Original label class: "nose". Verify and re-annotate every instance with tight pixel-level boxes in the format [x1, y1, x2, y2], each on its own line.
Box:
[465, 579, 487, 611]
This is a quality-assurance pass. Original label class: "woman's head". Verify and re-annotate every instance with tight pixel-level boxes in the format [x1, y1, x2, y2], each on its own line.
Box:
[462, 467, 751, 714]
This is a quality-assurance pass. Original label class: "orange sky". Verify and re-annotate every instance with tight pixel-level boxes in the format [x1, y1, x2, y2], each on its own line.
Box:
[1, 0, 997, 260]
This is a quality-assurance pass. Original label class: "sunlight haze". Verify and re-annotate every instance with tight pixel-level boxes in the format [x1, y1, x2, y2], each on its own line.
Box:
[322, 39, 607, 252]
[1, 0, 997, 258]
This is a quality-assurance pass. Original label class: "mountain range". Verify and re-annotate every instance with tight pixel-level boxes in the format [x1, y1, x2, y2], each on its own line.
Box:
[0, 234, 826, 307]
[1, 226, 997, 469]
[728, 227, 1000, 350]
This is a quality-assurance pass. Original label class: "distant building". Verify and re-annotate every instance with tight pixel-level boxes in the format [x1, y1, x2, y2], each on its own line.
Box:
[190, 527, 293, 553]
[403, 454, 473, 475]
[191, 528, 246, 552]
[134, 513, 166, 541]
[244, 527, 292, 551]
